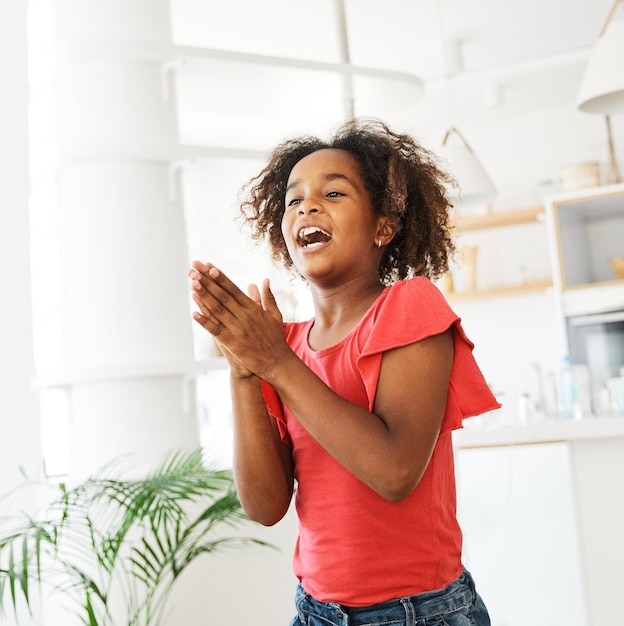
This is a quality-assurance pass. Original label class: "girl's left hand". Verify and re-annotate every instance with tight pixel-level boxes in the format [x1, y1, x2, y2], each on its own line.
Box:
[189, 261, 288, 379]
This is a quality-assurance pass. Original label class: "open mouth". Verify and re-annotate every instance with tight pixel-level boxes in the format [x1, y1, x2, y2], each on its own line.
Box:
[297, 226, 332, 248]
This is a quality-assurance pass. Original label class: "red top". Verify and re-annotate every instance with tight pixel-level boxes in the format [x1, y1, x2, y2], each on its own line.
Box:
[262, 277, 500, 606]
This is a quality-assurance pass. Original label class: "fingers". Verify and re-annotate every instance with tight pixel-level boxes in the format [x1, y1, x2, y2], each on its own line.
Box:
[247, 283, 261, 306]
[188, 264, 291, 380]
[189, 263, 269, 342]
[189, 263, 237, 336]
[206, 265, 249, 303]
[190, 263, 245, 303]
[188, 260, 209, 276]
[190, 263, 250, 320]
[260, 279, 283, 323]
[191, 293, 225, 337]
[188, 262, 283, 343]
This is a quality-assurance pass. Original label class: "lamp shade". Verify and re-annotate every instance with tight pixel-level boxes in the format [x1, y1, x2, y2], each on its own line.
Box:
[577, 9, 624, 113]
[440, 127, 496, 204]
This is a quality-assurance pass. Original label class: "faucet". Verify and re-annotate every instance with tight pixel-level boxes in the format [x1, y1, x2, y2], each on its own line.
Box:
[529, 361, 545, 417]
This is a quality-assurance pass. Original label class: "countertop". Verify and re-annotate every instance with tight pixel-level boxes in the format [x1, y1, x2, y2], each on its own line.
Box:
[453, 415, 624, 449]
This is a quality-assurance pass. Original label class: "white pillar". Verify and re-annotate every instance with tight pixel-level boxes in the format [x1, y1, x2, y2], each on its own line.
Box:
[0, 0, 44, 496]
[53, 0, 200, 477]
[0, 2, 44, 624]
[48, 1, 208, 624]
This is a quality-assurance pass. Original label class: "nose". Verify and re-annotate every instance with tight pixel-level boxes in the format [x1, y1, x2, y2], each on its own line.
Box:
[298, 199, 320, 215]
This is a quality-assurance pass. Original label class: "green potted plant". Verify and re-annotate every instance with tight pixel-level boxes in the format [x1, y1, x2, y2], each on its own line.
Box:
[0, 448, 270, 625]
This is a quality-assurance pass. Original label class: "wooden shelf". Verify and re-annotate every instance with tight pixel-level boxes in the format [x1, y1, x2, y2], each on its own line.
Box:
[446, 278, 553, 301]
[443, 205, 551, 301]
[453, 206, 544, 233]
[564, 278, 624, 291]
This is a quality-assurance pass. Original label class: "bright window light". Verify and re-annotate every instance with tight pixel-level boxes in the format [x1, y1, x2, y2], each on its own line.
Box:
[28, 0, 69, 477]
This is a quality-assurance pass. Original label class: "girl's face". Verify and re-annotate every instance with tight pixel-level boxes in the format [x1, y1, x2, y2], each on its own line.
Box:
[281, 148, 385, 286]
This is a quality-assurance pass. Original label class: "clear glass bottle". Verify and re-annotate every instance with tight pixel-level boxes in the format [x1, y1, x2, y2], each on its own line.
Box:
[556, 355, 592, 420]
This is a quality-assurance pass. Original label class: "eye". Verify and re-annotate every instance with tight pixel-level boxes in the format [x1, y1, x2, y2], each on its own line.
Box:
[327, 191, 344, 198]
[286, 197, 302, 207]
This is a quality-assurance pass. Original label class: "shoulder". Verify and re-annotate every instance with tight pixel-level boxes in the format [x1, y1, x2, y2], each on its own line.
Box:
[358, 277, 458, 356]
[384, 276, 449, 307]
[376, 277, 456, 331]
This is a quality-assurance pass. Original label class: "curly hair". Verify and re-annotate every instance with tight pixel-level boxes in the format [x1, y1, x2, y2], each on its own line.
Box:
[239, 118, 456, 285]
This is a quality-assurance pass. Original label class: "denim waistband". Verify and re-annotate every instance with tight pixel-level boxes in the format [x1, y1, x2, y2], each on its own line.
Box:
[294, 569, 480, 625]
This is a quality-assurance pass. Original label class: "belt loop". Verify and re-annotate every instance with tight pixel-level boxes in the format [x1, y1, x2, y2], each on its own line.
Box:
[335, 604, 349, 626]
[400, 596, 416, 626]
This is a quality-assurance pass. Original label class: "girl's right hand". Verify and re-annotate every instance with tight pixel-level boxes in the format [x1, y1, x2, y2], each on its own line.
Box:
[190, 263, 284, 380]
[214, 338, 255, 379]
[222, 281, 282, 379]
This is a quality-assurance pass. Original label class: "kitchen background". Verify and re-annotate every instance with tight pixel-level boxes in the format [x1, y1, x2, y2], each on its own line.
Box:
[2, 0, 624, 624]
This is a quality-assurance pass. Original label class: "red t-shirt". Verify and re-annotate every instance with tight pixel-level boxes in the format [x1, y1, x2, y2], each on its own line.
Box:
[262, 277, 500, 606]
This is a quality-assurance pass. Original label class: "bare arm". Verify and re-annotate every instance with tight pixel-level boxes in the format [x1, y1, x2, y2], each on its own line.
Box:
[230, 375, 294, 525]
[190, 263, 452, 502]
[190, 263, 293, 524]
[266, 331, 452, 501]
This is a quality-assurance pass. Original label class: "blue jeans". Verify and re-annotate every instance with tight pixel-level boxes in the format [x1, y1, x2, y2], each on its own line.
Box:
[289, 569, 490, 626]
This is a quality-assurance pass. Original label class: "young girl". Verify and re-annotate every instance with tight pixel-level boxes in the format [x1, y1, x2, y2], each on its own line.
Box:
[189, 118, 499, 626]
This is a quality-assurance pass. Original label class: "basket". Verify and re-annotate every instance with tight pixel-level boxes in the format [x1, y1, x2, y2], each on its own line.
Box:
[610, 254, 624, 280]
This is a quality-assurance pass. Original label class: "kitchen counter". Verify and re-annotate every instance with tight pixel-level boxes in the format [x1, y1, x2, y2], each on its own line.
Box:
[454, 413, 624, 624]
[454, 415, 624, 449]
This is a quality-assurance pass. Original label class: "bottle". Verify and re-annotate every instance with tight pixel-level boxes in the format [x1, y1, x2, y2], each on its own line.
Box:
[606, 375, 624, 417]
[556, 355, 591, 420]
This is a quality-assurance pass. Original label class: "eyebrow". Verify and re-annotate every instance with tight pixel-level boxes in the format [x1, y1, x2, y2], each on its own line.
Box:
[285, 172, 351, 194]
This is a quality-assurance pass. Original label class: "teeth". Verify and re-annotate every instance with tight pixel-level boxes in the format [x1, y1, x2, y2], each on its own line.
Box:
[297, 225, 332, 248]
[298, 226, 330, 238]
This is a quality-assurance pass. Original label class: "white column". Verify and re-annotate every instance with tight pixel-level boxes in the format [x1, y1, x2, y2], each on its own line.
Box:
[0, 1, 44, 495]
[0, 2, 44, 624]
[53, 0, 201, 477]
[48, 2, 207, 624]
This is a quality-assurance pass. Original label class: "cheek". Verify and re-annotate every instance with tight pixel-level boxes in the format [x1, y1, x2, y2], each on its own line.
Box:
[280, 215, 294, 247]
[280, 221, 296, 261]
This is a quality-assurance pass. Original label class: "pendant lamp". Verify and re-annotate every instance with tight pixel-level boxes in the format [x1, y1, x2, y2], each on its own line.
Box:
[440, 126, 496, 204]
[577, 0, 624, 183]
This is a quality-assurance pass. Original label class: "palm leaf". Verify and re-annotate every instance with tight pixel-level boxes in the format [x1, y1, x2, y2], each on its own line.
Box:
[0, 447, 273, 625]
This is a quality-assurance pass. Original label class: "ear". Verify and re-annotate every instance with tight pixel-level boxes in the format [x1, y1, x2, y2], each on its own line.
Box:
[375, 217, 398, 247]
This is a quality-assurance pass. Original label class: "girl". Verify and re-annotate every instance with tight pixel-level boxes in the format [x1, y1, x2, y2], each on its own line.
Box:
[189, 118, 499, 626]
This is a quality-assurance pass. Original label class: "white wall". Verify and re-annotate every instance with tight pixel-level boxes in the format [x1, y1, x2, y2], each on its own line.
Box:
[197, 506, 299, 624]
[452, 291, 562, 423]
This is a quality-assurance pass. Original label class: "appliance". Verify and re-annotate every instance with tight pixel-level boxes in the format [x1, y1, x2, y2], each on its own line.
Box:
[566, 308, 624, 413]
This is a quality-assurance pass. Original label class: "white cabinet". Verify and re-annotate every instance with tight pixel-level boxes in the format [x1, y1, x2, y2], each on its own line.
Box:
[549, 185, 624, 289]
[546, 183, 624, 317]
[445, 185, 624, 307]
[455, 418, 624, 626]
[545, 184, 624, 402]
[456, 442, 586, 626]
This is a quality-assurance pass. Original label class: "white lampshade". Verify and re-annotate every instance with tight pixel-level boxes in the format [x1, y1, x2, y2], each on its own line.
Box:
[577, 2, 624, 113]
[439, 127, 496, 204]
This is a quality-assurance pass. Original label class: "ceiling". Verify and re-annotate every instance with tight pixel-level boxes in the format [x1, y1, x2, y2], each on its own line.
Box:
[169, 0, 616, 150]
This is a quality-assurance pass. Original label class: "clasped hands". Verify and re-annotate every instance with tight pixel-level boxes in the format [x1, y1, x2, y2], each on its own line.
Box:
[189, 261, 287, 380]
